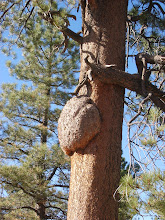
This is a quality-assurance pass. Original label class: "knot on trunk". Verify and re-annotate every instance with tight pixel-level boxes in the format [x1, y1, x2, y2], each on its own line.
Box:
[58, 96, 101, 156]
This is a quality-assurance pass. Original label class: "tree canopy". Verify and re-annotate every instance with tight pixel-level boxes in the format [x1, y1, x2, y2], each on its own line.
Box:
[0, 5, 79, 219]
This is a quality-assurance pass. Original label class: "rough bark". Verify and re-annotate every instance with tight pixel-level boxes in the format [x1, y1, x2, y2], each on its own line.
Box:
[58, 96, 101, 156]
[84, 58, 165, 112]
[39, 88, 50, 219]
[67, 0, 128, 219]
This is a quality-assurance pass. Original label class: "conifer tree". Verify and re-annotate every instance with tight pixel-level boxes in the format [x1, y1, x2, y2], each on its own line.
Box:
[0, 5, 79, 219]
[0, 0, 165, 219]
[119, 1, 165, 217]
[118, 157, 139, 220]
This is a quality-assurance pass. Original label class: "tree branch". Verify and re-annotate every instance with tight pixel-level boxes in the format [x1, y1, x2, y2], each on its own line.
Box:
[51, 184, 69, 188]
[136, 53, 165, 65]
[38, 12, 83, 44]
[47, 166, 58, 181]
[1, 180, 35, 197]
[17, 114, 42, 123]
[0, 139, 29, 155]
[0, 3, 16, 21]
[128, 93, 152, 125]
[61, 27, 83, 44]
[85, 57, 165, 112]
[15, 7, 35, 43]
[153, 2, 165, 15]
[20, 0, 32, 17]
[46, 204, 66, 215]
[0, 206, 39, 215]
[127, 0, 154, 23]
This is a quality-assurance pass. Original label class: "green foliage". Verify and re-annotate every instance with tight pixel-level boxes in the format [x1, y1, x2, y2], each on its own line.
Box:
[128, 0, 165, 54]
[119, 170, 165, 219]
[0, 3, 79, 219]
[118, 157, 141, 220]
[125, 95, 165, 219]
[125, 3, 165, 219]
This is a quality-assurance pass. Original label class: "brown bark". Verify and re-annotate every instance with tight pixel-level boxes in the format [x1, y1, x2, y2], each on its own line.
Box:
[67, 0, 128, 219]
[38, 202, 46, 220]
[84, 58, 165, 112]
[38, 88, 50, 219]
[85, 57, 165, 99]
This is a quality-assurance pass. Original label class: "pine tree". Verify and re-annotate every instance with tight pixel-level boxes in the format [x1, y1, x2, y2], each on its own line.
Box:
[0, 6, 79, 219]
[120, 1, 165, 218]
[118, 157, 137, 220]
[119, 170, 165, 219]
[0, 0, 165, 219]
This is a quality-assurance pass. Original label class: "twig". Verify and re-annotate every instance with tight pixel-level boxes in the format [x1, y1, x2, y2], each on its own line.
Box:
[15, 7, 35, 43]
[20, 0, 31, 17]
[38, 11, 83, 44]
[0, 3, 16, 21]
[129, 93, 152, 125]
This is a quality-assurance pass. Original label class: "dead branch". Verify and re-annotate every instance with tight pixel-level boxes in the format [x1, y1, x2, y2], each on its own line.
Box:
[38, 11, 83, 44]
[20, 0, 32, 17]
[127, 94, 152, 173]
[127, 0, 155, 23]
[135, 52, 165, 97]
[61, 27, 83, 44]
[128, 93, 152, 125]
[0, 2, 16, 21]
[85, 55, 165, 112]
[131, 25, 147, 47]
[135, 53, 165, 65]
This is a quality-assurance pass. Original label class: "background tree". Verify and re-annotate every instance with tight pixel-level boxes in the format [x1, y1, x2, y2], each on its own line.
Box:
[118, 157, 141, 220]
[0, 0, 165, 219]
[119, 169, 165, 219]
[120, 1, 165, 218]
[0, 4, 79, 219]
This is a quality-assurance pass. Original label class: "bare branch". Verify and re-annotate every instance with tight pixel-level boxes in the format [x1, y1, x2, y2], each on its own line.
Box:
[15, 7, 35, 43]
[153, 2, 165, 14]
[51, 184, 69, 188]
[128, 93, 152, 125]
[38, 12, 83, 44]
[84, 56, 165, 112]
[0, 3, 16, 21]
[20, 0, 32, 17]
[47, 166, 58, 181]
[127, 94, 153, 174]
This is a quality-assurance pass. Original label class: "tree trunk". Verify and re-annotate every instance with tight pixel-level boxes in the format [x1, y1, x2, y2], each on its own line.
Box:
[38, 202, 46, 220]
[67, 0, 128, 219]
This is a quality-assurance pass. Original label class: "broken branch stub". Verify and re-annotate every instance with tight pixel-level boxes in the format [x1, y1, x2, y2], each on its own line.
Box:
[58, 96, 101, 156]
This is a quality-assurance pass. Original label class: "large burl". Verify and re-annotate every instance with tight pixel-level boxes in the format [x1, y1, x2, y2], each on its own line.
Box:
[58, 96, 101, 156]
